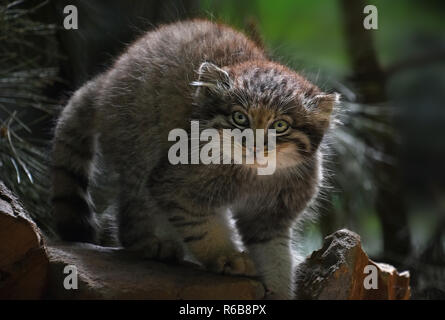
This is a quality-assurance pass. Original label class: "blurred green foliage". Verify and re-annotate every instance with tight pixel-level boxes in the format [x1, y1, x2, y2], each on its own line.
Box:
[201, 0, 445, 74]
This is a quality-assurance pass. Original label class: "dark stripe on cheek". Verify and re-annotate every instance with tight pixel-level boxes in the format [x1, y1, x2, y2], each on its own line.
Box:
[293, 125, 323, 151]
[295, 139, 310, 153]
[308, 132, 323, 151]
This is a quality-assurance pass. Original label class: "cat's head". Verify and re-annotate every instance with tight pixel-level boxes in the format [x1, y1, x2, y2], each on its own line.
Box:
[191, 61, 339, 171]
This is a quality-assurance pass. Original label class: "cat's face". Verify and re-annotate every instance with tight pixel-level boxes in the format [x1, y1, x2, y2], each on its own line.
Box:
[191, 61, 338, 171]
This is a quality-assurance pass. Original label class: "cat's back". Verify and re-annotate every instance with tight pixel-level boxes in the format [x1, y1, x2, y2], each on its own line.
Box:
[101, 20, 266, 99]
[126, 19, 266, 76]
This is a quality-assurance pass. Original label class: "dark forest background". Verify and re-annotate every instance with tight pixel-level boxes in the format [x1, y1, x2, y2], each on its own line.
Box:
[1, 0, 444, 299]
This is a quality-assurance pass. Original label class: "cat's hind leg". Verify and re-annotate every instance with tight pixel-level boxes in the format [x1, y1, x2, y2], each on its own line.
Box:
[117, 172, 184, 262]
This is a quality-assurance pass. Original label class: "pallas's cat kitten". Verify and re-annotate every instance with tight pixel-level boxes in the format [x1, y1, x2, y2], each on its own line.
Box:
[52, 19, 338, 299]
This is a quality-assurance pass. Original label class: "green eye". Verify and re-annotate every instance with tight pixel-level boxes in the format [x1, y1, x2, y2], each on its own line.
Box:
[232, 111, 249, 127]
[272, 120, 290, 133]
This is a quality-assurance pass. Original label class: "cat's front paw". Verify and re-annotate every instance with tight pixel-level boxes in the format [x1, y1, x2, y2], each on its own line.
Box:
[209, 251, 257, 276]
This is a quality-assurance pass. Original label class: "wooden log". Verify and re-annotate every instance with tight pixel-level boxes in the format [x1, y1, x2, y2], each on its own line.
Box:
[0, 182, 410, 300]
[45, 242, 265, 300]
[295, 229, 411, 300]
[0, 182, 48, 299]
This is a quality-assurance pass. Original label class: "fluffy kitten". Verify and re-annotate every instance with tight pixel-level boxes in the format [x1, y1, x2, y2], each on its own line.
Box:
[51, 19, 338, 299]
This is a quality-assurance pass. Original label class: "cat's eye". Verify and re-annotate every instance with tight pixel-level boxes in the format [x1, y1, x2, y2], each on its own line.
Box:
[271, 120, 290, 133]
[232, 111, 249, 127]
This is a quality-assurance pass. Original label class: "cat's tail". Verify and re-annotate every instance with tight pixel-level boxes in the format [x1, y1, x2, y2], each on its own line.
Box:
[51, 79, 100, 243]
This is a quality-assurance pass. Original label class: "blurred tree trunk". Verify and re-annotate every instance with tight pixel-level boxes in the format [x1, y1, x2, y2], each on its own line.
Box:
[38, 0, 198, 90]
[339, 0, 411, 263]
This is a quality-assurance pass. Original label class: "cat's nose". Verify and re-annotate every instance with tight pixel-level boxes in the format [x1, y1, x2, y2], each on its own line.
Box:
[251, 137, 269, 151]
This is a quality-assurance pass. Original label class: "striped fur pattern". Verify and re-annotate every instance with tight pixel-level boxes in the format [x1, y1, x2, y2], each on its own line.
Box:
[51, 19, 338, 299]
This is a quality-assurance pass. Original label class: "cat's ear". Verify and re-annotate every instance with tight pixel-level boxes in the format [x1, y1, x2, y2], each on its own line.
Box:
[308, 92, 340, 129]
[191, 62, 232, 97]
